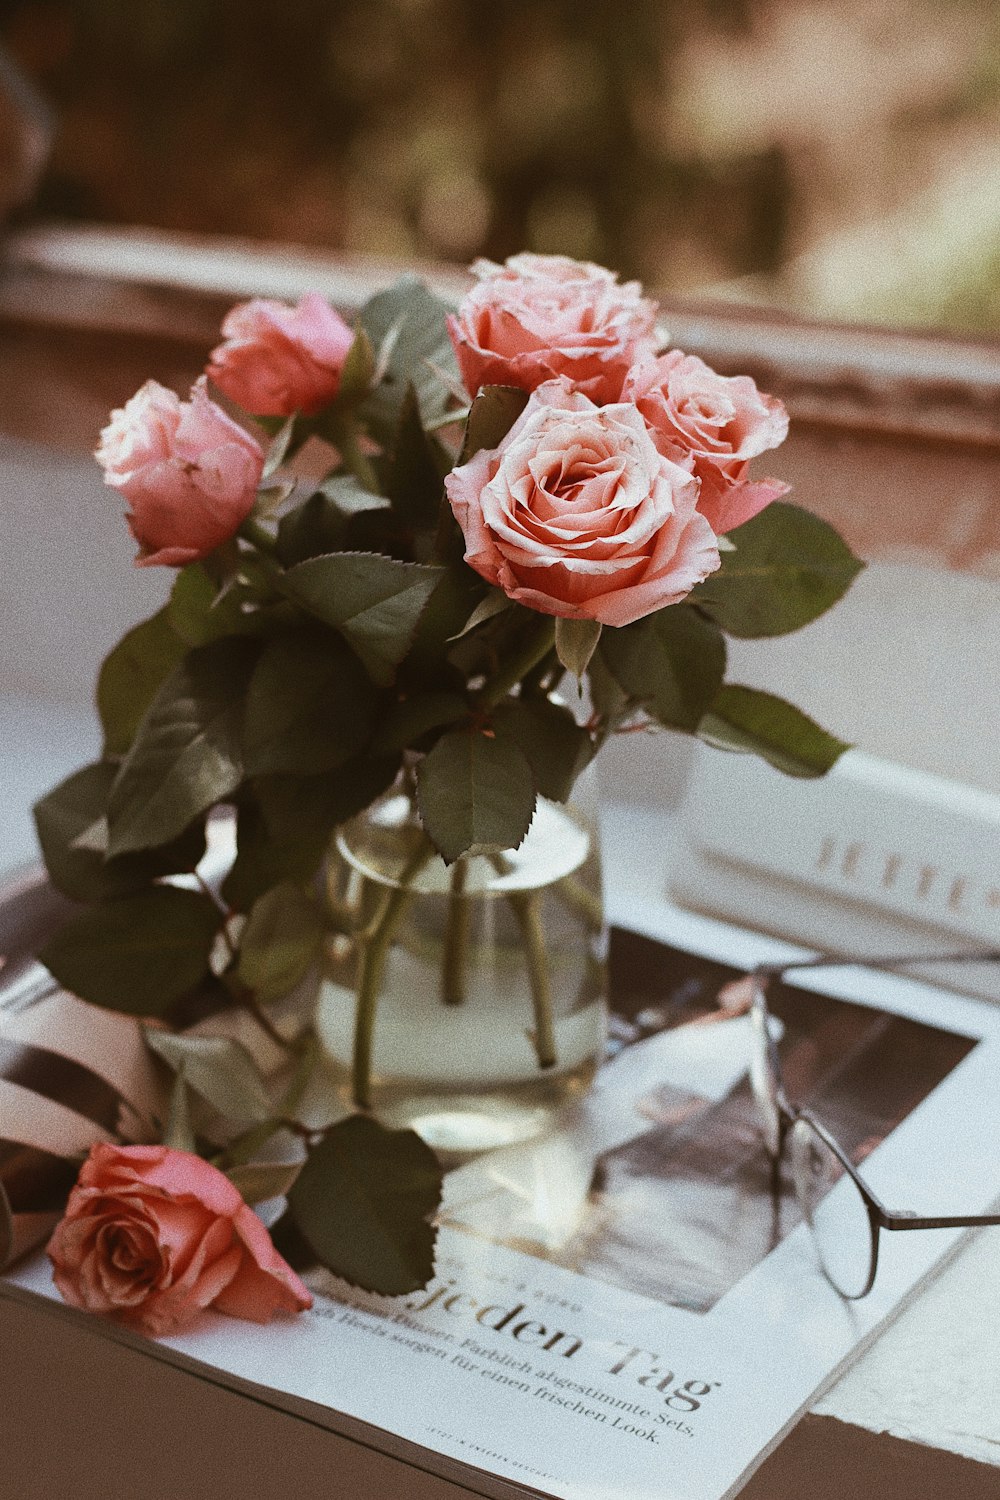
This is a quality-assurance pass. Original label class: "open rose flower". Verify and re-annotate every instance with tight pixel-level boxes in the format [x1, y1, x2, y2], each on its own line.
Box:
[47, 1144, 312, 1338]
[448, 253, 659, 404]
[96, 377, 264, 567]
[625, 352, 789, 534]
[208, 293, 355, 416]
[445, 378, 720, 626]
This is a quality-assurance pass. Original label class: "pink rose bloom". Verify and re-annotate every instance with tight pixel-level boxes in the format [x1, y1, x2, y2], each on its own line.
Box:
[445, 379, 720, 627]
[48, 1144, 312, 1338]
[208, 293, 355, 416]
[448, 253, 659, 404]
[96, 377, 264, 567]
[625, 352, 790, 534]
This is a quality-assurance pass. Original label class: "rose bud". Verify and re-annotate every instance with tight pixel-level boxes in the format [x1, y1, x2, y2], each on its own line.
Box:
[208, 292, 355, 417]
[96, 377, 265, 567]
[48, 1144, 312, 1339]
[625, 352, 789, 535]
[448, 252, 659, 404]
[444, 378, 720, 627]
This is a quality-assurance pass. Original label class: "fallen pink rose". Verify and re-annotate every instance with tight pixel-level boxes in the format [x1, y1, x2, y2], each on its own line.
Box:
[48, 1143, 312, 1338]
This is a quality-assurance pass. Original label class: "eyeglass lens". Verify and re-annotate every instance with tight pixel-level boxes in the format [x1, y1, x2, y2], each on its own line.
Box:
[788, 1117, 876, 1298]
[748, 997, 782, 1156]
[749, 989, 877, 1297]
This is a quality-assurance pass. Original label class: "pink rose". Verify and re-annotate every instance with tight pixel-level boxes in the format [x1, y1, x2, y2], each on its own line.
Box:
[96, 377, 264, 567]
[48, 1144, 312, 1338]
[448, 253, 659, 404]
[208, 293, 355, 417]
[625, 352, 789, 534]
[445, 379, 720, 627]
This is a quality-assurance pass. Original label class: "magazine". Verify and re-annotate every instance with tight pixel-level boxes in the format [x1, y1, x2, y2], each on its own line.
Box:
[6, 893, 1000, 1500]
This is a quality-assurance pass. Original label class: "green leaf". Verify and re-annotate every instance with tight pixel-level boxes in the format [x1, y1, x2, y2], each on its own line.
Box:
[690, 502, 864, 638]
[448, 589, 513, 641]
[336, 326, 376, 407]
[404, 566, 487, 685]
[459, 385, 529, 463]
[288, 1114, 442, 1295]
[275, 493, 346, 567]
[107, 638, 259, 857]
[162, 1070, 197, 1153]
[555, 617, 602, 679]
[97, 608, 186, 756]
[281, 552, 444, 684]
[33, 761, 207, 903]
[319, 474, 390, 513]
[243, 630, 378, 775]
[371, 692, 468, 755]
[384, 384, 444, 532]
[168, 564, 270, 647]
[262, 414, 296, 480]
[254, 482, 296, 520]
[358, 277, 458, 443]
[493, 698, 594, 803]
[600, 604, 727, 732]
[227, 1159, 303, 1206]
[38, 886, 221, 1016]
[144, 1029, 273, 1128]
[222, 756, 401, 911]
[699, 684, 851, 777]
[275, 481, 387, 568]
[237, 882, 324, 1005]
[587, 644, 631, 727]
[416, 729, 536, 863]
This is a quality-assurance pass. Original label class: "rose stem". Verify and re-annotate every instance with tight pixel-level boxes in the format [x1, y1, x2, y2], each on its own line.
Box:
[233, 985, 299, 1054]
[487, 854, 557, 1071]
[327, 414, 380, 493]
[221, 1036, 319, 1169]
[479, 619, 556, 709]
[239, 515, 279, 556]
[352, 840, 431, 1109]
[506, 889, 557, 1070]
[442, 858, 470, 1006]
[520, 648, 559, 698]
[555, 875, 604, 934]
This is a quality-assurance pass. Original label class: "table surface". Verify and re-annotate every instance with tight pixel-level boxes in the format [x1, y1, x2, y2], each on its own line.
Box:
[3, 702, 1000, 1494]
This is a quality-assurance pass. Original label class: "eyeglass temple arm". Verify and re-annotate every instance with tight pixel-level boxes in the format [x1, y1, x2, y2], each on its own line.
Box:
[882, 1209, 1000, 1232]
[754, 949, 1000, 983]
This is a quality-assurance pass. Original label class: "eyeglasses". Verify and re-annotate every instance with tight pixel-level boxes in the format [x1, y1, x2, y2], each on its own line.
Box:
[746, 949, 1000, 1299]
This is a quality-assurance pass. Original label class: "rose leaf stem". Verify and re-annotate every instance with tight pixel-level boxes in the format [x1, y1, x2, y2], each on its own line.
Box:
[520, 647, 559, 698]
[221, 1036, 320, 1169]
[352, 841, 432, 1109]
[478, 618, 557, 710]
[442, 857, 470, 1006]
[328, 414, 380, 493]
[239, 515, 280, 557]
[232, 985, 299, 1055]
[508, 890, 557, 1069]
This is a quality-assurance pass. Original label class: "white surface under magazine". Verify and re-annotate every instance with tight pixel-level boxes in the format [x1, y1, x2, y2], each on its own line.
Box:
[7, 893, 1000, 1500]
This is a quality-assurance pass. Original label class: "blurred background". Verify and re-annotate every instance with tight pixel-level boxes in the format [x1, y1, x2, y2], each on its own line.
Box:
[2, 0, 1000, 330]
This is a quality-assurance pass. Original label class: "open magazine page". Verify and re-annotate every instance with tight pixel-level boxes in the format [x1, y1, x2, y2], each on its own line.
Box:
[8, 899, 1000, 1500]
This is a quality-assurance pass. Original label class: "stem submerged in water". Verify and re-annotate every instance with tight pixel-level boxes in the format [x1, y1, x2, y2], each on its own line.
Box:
[352, 840, 432, 1109]
[506, 889, 557, 1069]
[442, 858, 470, 1006]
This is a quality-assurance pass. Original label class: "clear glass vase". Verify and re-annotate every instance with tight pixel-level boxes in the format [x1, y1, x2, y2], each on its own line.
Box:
[314, 771, 607, 1156]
